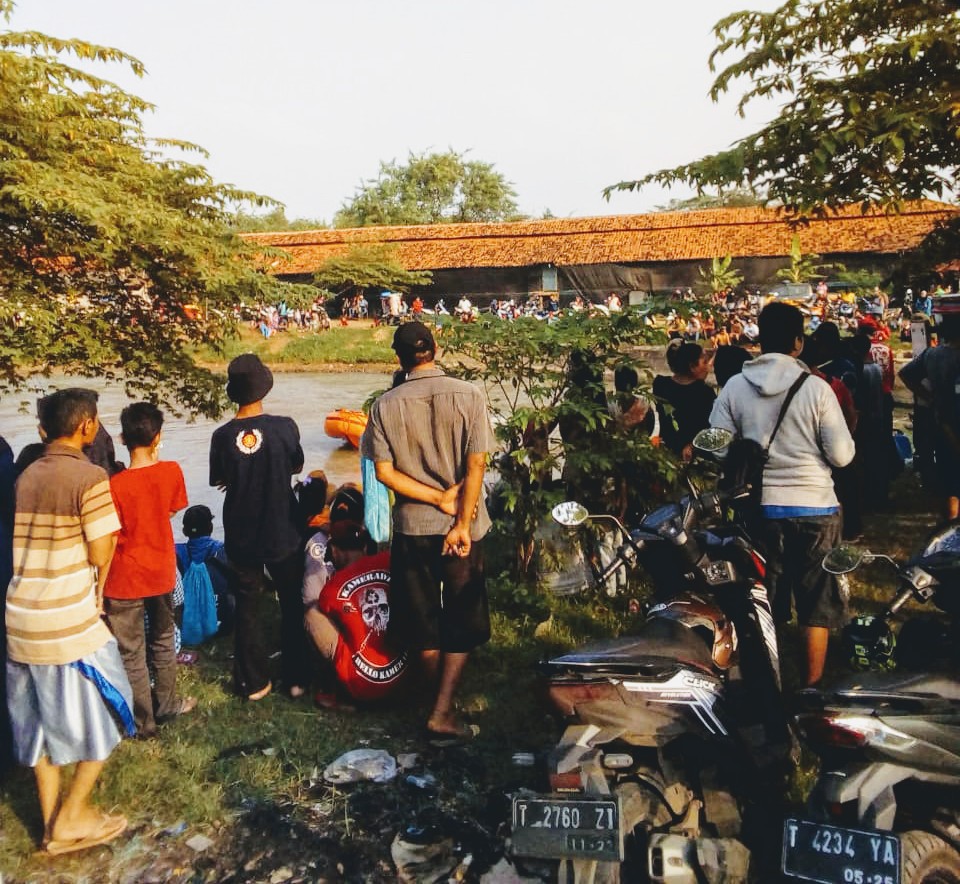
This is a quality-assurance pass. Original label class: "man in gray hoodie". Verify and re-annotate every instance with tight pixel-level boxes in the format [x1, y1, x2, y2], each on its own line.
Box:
[710, 303, 856, 686]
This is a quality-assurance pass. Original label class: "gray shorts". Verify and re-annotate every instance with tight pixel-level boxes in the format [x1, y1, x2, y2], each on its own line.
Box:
[6, 638, 135, 767]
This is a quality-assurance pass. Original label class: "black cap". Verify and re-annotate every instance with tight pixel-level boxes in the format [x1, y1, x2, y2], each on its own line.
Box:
[392, 321, 435, 353]
[226, 354, 274, 405]
[183, 504, 214, 538]
[330, 485, 364, 523]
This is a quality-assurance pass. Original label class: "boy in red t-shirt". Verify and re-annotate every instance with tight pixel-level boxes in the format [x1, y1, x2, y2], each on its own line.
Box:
[304, 520, 407, 705]
[103, 403, 195, 737]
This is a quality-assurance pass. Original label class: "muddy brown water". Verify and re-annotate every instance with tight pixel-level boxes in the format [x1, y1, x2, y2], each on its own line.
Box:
[0, 372, 392, 539]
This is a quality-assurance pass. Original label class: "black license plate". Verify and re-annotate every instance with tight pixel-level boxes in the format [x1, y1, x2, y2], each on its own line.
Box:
[511, 796, 622, 862]
[783, 818, 900, 884]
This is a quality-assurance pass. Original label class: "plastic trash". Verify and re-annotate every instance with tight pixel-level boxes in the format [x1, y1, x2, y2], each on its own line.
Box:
[405, 773, 438, 790]
[323, 748, 397, 784]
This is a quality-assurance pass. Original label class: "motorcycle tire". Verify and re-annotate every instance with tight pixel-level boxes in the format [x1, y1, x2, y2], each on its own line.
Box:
[900, 830, 960, 884]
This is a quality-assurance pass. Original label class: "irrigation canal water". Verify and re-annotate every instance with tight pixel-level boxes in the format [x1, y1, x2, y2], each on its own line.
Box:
[0, 371, 392, 540]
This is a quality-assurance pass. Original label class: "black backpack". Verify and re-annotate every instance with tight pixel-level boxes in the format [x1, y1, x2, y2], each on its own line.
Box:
[719, 373, 809, 511]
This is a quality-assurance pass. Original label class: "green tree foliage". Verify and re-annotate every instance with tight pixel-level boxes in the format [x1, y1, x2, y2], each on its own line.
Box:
[230, 207, 327, 232]
[444, 312, 670, 583]
[775, 235, 844, 283]
[312, 244, 432, 295]
[656, 187, 765, 212]
[334, 150, 521, 227]
[0, 2, 312, 416]
[698, 255, 744, 294]
[607, 0, 960, 214]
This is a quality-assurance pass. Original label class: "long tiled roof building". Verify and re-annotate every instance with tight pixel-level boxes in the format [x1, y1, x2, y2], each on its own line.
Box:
[244, 200, 957, 301]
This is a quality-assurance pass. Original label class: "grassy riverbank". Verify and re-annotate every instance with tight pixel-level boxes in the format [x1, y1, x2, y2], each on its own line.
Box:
[0, 469, 941, 881]
[194, 323, 399, 372]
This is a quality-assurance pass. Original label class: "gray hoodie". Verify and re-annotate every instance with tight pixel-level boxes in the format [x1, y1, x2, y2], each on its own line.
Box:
[710, 353, 855, 510]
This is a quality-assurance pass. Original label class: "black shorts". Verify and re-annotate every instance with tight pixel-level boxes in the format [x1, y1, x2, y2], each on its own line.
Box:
[390, 533, 490, 653]
[761, 513, 846, 629]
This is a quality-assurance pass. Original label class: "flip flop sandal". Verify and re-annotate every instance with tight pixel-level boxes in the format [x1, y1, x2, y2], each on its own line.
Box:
[45, 813, 127, 856]
[424, 723, 479, 748]
[247, 682, 272, 702]
[156, 696, 198, 724]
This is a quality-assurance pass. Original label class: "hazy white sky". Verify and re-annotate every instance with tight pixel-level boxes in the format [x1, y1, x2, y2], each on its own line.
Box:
[7, 0, 781, 223]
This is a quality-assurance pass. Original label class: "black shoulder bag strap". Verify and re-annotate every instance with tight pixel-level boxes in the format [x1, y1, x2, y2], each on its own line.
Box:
[764, 372, 810, 458]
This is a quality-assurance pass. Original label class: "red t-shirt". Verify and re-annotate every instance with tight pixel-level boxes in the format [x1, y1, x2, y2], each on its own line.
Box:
[104, 461, 188, 599]
[316, 550, 408, 701]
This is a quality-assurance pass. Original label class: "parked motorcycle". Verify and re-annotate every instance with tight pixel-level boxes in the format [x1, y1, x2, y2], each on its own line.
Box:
[782, 525, 960, 884]
[510, 428, 790, 883]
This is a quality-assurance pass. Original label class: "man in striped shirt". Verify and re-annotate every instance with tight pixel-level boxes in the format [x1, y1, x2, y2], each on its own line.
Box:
[5, 388, 133, 855]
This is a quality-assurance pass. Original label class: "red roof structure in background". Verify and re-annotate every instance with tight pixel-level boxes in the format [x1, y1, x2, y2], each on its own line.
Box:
[242, 200, 957, 276]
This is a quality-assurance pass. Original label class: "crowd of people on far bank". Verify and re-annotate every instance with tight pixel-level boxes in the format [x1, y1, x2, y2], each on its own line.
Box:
[243, 278, 958, 344]
[2, 293, 957, 858]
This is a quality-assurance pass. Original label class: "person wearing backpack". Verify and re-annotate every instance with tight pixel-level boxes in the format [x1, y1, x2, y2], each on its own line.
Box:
[710, 303, 855, 686]
[175, 505, 235, 643]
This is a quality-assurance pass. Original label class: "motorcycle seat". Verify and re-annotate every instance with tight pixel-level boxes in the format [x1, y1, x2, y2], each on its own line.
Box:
[541, 619, 716, 676]
[818, 671, 960, 707]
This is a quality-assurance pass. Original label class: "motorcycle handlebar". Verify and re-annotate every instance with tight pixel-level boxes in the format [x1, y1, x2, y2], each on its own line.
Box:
[886, 587, 915, 618]
[592, 483, 750, 586]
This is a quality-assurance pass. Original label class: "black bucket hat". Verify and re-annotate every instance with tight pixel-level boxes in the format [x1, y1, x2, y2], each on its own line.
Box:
[226, 354, 274, 405]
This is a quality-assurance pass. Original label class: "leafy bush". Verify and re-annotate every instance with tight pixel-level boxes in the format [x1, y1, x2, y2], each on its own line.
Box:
[443, 310, 676, 583]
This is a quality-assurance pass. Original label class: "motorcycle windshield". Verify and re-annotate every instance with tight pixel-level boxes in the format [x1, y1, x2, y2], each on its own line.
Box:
[916, 524, 960, 579]
[641, 502, 682, 533]
[920, 523, 960, 558]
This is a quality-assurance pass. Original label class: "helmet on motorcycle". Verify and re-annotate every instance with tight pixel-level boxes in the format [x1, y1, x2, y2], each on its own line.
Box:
[647, 592, 737, 669]
[841, 616, 897, 671]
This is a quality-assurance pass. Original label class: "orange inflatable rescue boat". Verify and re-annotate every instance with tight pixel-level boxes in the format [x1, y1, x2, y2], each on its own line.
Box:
[324, 409, 368, 449]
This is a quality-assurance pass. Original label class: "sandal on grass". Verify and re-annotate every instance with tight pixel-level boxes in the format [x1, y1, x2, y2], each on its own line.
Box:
[313, 691, 356, 712]
[44, 813, 127, 856]
[157, 696, 198, 724]
[424, 722, 479, 748]
[247, 681, 272, 702]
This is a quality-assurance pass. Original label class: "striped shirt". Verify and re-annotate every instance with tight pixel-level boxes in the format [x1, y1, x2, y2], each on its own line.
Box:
[5, 442, 120, 665]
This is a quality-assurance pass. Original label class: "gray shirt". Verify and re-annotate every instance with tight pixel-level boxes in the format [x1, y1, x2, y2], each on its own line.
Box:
[361, 367, 495, 538]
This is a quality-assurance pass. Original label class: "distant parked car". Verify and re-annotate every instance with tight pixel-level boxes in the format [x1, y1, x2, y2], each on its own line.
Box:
[764, 282, 815, 307]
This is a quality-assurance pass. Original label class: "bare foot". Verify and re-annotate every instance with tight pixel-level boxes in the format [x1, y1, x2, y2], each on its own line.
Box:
[426, 713, 468, 736]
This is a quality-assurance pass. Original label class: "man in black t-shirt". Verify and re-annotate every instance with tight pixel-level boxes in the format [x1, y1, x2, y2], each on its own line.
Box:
[210, 354, 307, 700]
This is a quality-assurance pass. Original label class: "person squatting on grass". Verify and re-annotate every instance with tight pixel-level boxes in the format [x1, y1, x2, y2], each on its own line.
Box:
[5, 388, 134, 855]
[304, 519, 408, 707]
[102, 402, 196, 738]
[209, 354, 309, 701]
[361, 321, 495, 745]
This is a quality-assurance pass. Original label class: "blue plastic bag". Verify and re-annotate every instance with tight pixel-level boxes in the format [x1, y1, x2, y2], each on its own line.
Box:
[180, 560, 218, 646]
[361, 456, 391, 544]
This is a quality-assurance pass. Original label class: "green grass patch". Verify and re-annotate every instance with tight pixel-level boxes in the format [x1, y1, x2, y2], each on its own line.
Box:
[193, 325, 395, 367]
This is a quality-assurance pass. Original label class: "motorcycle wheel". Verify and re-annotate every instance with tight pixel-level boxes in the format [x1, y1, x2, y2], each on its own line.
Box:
[901, 831, 960, 884]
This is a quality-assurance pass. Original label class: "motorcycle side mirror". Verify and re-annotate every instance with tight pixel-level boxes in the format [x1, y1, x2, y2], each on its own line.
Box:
[822, 546, 870, 575]
[692, 427, 734, 454]
[551, 501, 590, 527]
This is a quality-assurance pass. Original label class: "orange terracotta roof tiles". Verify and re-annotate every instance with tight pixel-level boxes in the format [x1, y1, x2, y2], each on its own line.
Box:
[242, 201, 957, 275]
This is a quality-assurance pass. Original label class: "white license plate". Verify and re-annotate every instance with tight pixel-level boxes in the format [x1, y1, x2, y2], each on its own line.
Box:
[783, 818, 900, 884]
[511, 796, 622, 862]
